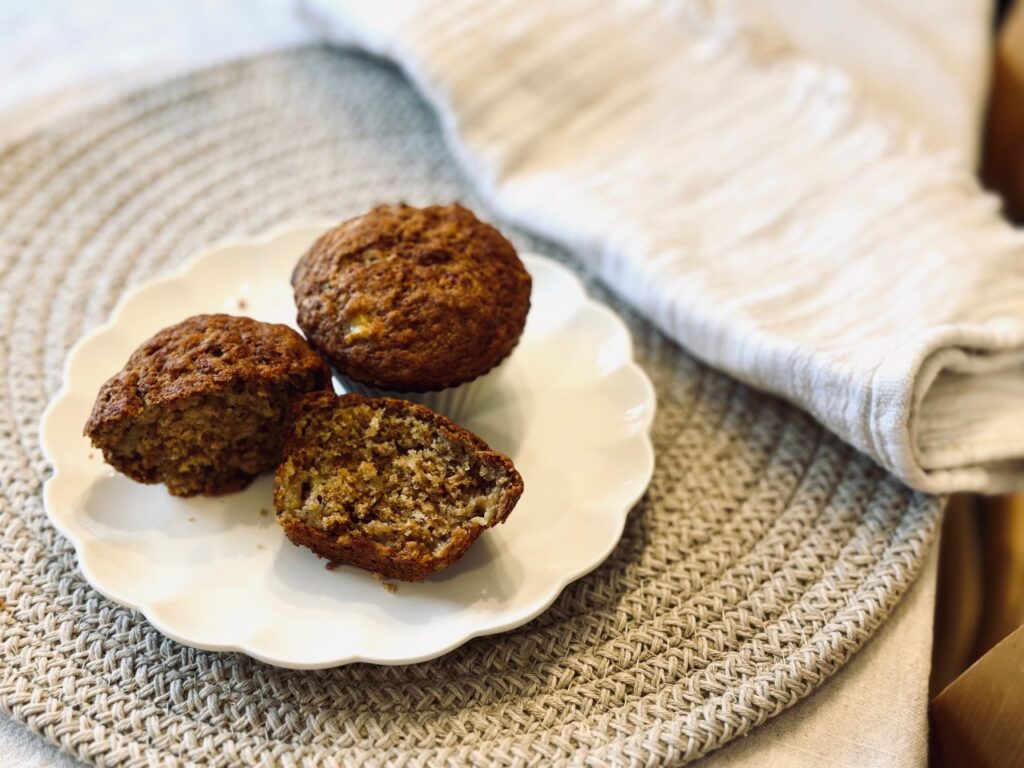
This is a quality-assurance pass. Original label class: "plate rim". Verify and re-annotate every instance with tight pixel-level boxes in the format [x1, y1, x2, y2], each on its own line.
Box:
[39, 220, 657, 669]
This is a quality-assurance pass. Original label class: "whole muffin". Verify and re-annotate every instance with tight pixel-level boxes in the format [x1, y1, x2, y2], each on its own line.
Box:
[84, 314, 331, 497]
[275, 392, 523, 580]
[292, 203, 532, 392]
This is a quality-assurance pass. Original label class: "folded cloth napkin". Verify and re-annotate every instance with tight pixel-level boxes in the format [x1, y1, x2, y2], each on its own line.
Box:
[302, 0, 1024, 494]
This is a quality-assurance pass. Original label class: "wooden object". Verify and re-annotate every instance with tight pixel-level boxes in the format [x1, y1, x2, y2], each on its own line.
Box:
[931, 625, 1024, 768]
[982, 0, 1024, 222]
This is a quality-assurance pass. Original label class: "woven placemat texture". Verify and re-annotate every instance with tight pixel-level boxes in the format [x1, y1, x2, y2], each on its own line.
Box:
[0, 47, 941, 767]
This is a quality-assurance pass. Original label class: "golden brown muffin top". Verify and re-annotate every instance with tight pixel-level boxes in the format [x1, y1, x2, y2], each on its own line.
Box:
[84, 314, 330, 436]
[291, 204, 531, 392]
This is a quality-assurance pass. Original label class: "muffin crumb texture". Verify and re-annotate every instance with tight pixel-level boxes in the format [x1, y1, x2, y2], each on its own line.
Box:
[84, 314, 330, 497]
[275, 393, 523, 581]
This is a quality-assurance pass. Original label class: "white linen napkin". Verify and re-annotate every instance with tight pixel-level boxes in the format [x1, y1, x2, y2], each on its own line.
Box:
[302, 0, 1024, 494]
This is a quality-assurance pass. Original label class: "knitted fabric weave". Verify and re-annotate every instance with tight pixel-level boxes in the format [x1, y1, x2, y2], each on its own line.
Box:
[0, 48, 940, 766]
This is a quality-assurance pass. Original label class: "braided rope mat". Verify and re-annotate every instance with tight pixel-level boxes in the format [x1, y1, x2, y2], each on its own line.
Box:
[0, 47, 941, 766]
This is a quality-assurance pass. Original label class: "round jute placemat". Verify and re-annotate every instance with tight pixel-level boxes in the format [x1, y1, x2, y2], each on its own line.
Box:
[0, 47, 941, 767]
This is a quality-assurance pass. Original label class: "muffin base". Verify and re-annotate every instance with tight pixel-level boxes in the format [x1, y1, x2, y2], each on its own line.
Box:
[333, 356, 509, 423]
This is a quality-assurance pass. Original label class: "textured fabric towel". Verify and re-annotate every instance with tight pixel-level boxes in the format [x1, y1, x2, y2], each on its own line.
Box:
[303, 0, 1024, 494]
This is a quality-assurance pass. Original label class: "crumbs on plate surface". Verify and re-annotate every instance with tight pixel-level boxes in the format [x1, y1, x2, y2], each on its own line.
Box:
[259, 508, 269, 517]
[371, 572, 398, 593]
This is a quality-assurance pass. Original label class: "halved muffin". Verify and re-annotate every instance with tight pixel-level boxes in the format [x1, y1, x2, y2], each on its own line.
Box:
[84, 314, 331, 497]
[274, 392, 523, 580]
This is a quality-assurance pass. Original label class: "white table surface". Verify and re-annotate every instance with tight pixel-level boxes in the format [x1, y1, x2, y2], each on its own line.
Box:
[0, 1, 989, 765]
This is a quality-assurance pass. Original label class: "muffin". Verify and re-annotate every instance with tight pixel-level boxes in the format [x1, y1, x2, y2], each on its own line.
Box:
[84, 314, 331, 497]
[292, 203, 531, 417]
[274, 392, 523, 581]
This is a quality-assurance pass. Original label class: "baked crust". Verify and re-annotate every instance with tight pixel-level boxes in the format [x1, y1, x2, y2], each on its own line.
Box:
[274, 392, 523, 581]
[84, 314, 331, 496]
[292, 204, 531, 392]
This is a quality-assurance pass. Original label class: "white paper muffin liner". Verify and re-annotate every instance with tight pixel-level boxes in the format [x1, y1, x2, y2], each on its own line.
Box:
[333, 356, 510, 424]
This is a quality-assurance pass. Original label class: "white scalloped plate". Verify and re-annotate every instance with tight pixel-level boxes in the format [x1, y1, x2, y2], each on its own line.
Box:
[39, 221, 656, 669]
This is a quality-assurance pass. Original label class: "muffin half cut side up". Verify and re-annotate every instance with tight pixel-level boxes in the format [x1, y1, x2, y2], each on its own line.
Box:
[274, 393, 523, 581]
